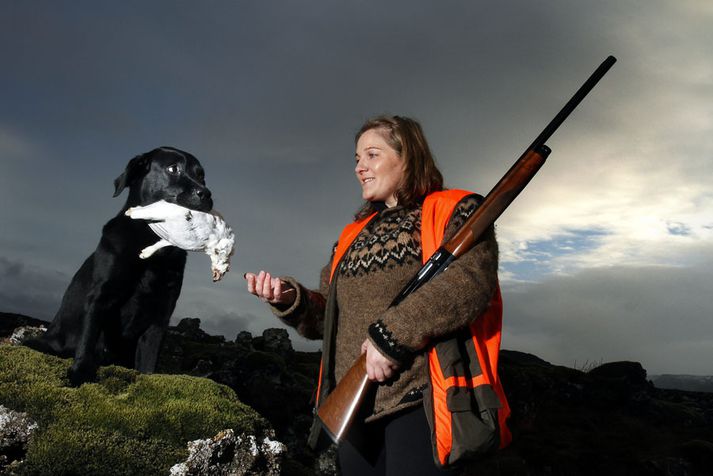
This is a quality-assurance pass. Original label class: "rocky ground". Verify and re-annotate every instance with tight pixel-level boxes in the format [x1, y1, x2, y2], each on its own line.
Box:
[2, 311, 712, 475]
[155, 318, 328, 475]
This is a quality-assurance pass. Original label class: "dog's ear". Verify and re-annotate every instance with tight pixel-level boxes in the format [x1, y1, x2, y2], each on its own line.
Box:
[113, 153, 151, 197]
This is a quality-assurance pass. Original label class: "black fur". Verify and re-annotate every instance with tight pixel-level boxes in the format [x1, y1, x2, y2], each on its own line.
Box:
[25, 147, 212, 385]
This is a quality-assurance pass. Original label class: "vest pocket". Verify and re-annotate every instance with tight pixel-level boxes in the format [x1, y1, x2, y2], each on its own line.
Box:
[424, 379, 501, 468]
[448, 384, 501, 461]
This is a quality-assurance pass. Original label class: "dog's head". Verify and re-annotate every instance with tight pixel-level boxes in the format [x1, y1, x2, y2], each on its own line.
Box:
[113, 147, 213, 212]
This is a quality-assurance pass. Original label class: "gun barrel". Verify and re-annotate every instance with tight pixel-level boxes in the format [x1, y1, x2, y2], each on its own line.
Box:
[528, 55, 616, 151]
[445, 145, 551, 257]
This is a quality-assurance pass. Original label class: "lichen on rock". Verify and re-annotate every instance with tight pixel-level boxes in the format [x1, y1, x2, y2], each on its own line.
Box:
[0, 405, 38, 472]
[170, 428, 286, 476]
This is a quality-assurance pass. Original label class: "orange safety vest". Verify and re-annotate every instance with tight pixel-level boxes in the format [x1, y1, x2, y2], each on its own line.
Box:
[320, 190, 511, 465]
[421, 190, 512, 466]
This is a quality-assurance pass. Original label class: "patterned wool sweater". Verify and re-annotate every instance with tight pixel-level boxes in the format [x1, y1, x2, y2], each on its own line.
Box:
[271, 194, 499, 421]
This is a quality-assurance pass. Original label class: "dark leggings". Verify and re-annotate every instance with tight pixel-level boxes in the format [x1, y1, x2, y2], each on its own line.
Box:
[337, 405, 456, 476]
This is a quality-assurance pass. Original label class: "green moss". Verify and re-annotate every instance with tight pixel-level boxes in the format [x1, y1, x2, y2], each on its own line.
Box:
[23, 426, 183, 476]
[0, 345, 267, 475]
[96, 365, 139, 394]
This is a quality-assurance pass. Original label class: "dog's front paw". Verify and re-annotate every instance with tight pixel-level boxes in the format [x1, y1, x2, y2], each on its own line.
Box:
[68, 360, 97, 387]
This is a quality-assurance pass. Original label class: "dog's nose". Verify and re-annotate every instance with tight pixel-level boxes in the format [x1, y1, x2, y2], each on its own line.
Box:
[195, 188, 212, 200]
[195, 188, 213, 210]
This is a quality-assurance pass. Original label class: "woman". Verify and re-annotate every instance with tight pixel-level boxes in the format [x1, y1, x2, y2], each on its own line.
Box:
[245, 115, 504, 475]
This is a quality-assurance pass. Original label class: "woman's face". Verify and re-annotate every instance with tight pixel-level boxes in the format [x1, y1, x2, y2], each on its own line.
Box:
[355, 128, 405, 207]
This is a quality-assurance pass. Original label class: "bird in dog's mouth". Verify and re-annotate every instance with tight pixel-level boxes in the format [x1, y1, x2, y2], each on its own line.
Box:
[125, 200, 235, 281]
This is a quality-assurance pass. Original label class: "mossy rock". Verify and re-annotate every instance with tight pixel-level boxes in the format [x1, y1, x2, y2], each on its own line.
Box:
[0, 345, 268, 475]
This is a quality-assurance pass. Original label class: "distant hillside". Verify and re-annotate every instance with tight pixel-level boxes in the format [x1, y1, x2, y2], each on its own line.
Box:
[651, 374, 713, 393]
[0, 312, 48, 336]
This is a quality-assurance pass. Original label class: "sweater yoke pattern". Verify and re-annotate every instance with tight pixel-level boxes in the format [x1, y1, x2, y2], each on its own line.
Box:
[336, 196, 479, 280]
[337, 209, 423, 279]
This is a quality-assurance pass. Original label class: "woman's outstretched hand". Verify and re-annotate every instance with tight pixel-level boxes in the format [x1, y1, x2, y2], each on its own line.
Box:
[362, 339, 400, 383]
[244, 271, 296, 306]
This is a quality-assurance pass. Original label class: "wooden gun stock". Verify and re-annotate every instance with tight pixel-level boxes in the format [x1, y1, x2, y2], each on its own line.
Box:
[316, 56, 617, 444]
[315, 353, 369, 442]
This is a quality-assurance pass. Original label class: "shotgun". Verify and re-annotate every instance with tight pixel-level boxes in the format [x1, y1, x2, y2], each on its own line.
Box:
[316, 56, 617, 443]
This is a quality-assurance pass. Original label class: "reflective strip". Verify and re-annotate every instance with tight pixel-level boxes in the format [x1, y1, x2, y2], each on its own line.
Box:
[443, 374, 487, 389]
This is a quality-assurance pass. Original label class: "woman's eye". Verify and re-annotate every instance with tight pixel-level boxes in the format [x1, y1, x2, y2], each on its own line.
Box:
[167, 164, 179, 174]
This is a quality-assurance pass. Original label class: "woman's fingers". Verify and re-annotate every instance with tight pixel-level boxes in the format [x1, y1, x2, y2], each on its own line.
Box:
[363, 339, 398, 383]
[272, 277, 282, 299]
[368, 362, 390, 382]
[260, 271, 272, 301]
[374, 366, 385, 382]
[245, 272, 256, 294]
[245, 271, 269, 299]
[244, 271, 292, 305]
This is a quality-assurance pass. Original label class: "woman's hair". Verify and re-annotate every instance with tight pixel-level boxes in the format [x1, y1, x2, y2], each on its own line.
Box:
[354, 115, 444, 220]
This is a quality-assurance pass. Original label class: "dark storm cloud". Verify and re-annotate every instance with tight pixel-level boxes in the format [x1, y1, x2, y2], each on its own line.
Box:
[0, 257, 67, 320]
[1, 1, 711, 373]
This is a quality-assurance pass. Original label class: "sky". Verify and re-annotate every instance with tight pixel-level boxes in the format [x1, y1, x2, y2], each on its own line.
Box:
[1, 1, 711, 376]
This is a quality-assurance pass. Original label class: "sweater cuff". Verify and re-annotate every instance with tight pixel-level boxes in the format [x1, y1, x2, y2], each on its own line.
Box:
[368, 319, 413, 365]
[268, 276, 305, 323]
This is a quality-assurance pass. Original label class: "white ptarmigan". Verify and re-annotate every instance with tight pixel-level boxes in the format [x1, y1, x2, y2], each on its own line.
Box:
[125, 200, 235, 281]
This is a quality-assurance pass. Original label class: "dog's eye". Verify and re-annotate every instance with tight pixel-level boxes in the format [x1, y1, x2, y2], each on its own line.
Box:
[167, 164, 180, 175]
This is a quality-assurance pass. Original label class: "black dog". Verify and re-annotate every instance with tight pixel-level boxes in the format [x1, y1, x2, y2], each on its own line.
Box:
[26, 147, 212, 385]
